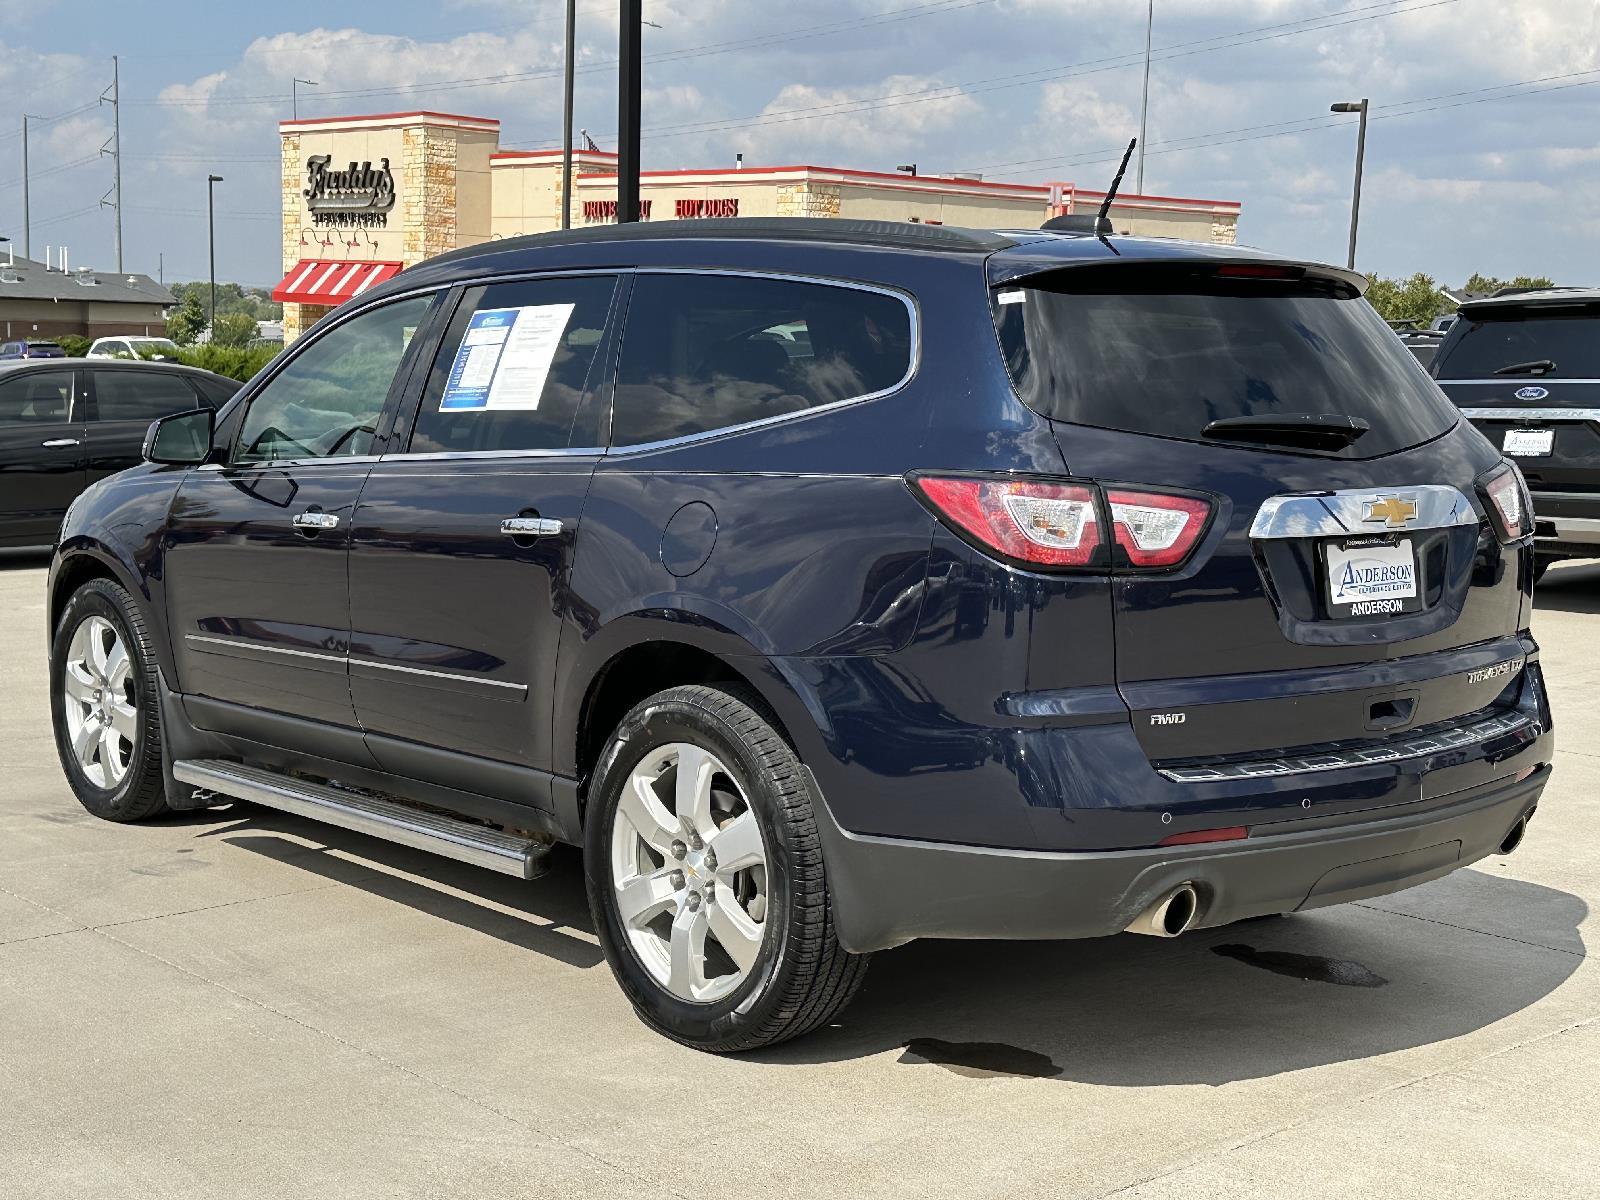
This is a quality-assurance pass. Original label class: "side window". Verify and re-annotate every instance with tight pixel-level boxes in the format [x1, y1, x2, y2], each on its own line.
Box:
[0, 370, 74, 424]
[612, 273, 913, 446]
[408, 274, 618, 455]
[91, 369, 204, 422]
[194, 377, 239, 408]
[234, 294, 432, 465]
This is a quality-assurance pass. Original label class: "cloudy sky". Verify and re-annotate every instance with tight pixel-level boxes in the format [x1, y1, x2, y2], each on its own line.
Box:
[0, 0, 1595, 289]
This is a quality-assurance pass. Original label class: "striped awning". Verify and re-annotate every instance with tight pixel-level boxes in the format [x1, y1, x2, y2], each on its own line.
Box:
[271, 259, 403, 306]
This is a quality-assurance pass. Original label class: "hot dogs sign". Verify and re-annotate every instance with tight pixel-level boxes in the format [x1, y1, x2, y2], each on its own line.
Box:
[303, 155, 397, 229]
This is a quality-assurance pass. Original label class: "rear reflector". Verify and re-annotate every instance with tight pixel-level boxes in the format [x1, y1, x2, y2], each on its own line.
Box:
[1106, 489, 1211, 568]
[1158, 826, 1249, 846]
[912, 476, 1101, 568]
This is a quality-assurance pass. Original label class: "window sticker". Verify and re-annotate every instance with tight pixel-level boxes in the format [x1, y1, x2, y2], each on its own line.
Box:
[996, 289, 1027, 305]
[439, 303, 576, 412]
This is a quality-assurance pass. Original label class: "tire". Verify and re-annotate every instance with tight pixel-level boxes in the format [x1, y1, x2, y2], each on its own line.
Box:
[585, 683, 869, 1052]
[50, 577, 170, 822]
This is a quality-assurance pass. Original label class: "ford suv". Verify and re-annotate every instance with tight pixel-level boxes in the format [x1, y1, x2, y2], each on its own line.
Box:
[47, 219, 1552, 1052]
[1433, 287, 1600, 578]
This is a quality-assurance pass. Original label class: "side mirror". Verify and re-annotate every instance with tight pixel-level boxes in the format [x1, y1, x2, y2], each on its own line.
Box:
[143, 408, 215, 465]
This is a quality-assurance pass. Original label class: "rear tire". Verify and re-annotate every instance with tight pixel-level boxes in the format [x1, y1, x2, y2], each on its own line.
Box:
[50, 578, 169, 822]
[585, 683, 868, 1052]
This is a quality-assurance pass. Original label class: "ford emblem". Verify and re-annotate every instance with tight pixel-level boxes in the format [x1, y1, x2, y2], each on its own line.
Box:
[1515, 386, 1550, 401]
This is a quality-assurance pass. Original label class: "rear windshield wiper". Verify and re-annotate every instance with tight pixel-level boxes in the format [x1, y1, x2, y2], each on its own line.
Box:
[1493, 358, 1557, 376]
[1201, 414, 1371, 450]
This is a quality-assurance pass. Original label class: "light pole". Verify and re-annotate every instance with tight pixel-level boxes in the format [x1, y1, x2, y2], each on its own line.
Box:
[207, 174, 223, 333]
[560, 0, 575, 229]
[293, 78, 319, 120]
[1136, 0, 1153, 194]
[618, 0, 643, 223]
[1331, 99, 1369, 271]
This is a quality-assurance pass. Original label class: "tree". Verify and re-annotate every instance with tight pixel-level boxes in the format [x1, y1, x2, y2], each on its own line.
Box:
[166, 293, 206, 345]
[1461, 273, 1555, 297]
[1363, 272, 1449, 325]
[210, 310, 259, 348]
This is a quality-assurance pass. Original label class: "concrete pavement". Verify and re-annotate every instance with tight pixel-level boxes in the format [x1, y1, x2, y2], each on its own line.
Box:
[1, 550, 1595, 1199]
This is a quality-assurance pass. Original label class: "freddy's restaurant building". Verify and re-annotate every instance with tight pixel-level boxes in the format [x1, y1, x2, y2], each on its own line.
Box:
[274, 110, 1243, 341]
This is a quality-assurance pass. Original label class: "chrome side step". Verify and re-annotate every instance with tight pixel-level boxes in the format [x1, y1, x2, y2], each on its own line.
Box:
[172, 759, 550, 879]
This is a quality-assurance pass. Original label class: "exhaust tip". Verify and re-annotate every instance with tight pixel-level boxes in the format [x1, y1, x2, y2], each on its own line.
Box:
[1127, 883, 1200, 938]
[1497, 816, 1527, 856]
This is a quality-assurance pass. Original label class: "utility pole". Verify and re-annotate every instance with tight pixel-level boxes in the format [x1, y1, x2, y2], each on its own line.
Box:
[617, 0, 643, 223]
[21, 115, 36, 261]
[293, 78, 319, 120]
[208, 175, 224, 332]
[560, 0, 576, 229]
[100, 56, 123, 272]
[158, 252, 163, 286]
[1136, 0, 1153, 194]
[1331, 99, 1369, 270]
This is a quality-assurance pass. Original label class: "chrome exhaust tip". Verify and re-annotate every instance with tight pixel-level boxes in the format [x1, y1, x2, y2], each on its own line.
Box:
[1126, 883, 1200, 938]
[1497, 816, 1528, 856]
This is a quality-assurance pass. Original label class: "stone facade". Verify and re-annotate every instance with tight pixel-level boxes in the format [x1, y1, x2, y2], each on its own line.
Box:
[401, 125, 458, 267]
[775, 182, 843, 218]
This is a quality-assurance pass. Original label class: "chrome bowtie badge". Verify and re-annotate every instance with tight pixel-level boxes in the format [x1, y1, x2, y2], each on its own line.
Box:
[1363, 496, 1418, 528]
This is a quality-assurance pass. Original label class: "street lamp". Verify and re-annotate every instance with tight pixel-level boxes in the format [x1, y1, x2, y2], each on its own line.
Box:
[1331, 99, 1369, 271]
[293, 78, 319, 120]
[1136, 0, 1153, 194]
[896, 164, 917, 177]
[561, 1, 575, 229]
[207, 174, 223, 333]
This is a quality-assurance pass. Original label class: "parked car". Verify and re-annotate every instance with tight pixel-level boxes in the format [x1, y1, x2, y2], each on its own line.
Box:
[1432, 287, 1600, 578]
[0, 359, 237, 547]
[48, 219, 1551, 1052]
[1388, 321, 1448, 370]
[87, 336, 181, 361]
[0, 339, 68, 360]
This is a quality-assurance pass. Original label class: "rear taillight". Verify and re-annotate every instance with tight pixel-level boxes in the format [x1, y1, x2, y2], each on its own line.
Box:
[1481, 460, 1533, 542]
[911, 476, 1102, 568]
[1106, 489, 1212, 568]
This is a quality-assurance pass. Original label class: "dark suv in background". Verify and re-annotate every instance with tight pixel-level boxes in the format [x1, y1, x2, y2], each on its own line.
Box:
[48, 220, 1551, 1052]
[1433, 287, 1600, 578]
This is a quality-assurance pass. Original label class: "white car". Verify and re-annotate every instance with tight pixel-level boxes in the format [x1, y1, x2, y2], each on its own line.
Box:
[86, 336, 180, 361]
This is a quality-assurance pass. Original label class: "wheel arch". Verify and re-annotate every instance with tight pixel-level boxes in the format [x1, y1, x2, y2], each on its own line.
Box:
[49, 542, 171, 676]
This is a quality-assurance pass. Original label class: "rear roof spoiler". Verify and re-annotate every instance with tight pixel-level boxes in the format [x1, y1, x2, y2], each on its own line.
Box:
[987, 239, 1366, 294]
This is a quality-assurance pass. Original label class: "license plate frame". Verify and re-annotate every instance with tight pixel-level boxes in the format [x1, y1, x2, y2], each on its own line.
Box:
[1503, 428, 1554, 457]
[1325, 534, 1421, 619]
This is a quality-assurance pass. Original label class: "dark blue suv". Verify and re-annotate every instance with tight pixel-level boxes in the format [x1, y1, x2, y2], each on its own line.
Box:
[47, 219, 1552, 1051]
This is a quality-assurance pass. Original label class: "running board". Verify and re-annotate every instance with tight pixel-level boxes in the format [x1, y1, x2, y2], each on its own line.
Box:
[172, 759, 550, 879]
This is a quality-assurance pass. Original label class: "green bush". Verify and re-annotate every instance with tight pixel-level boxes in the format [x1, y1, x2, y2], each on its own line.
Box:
[53, 335, 91, 358]
[169, 343, 280, 383]
[210, 311, 258, 349]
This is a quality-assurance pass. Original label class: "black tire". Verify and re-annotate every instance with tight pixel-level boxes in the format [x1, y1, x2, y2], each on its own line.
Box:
[584, 683, 868, 1052]
[49, 577, 170, 822]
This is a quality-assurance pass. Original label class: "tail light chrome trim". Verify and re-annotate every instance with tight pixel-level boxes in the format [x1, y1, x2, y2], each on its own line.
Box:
[1250, 484, 1477, 540]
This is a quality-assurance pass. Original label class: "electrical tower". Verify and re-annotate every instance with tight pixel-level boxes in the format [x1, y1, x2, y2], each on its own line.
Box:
[100, 56, 123, 273]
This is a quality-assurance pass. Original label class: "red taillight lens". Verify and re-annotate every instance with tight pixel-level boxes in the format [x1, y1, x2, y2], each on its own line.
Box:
[1158, 825, 1249, 847]
[913, 476, 1102, 568]
[1106, 489, 1212, 568]
[1481, 460, 1532, 542]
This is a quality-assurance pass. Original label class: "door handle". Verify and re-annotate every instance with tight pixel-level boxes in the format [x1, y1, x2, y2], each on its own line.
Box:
[292, 511, 340, 531]
[41, 438, 80, 448]
[500, 516, 564, 538]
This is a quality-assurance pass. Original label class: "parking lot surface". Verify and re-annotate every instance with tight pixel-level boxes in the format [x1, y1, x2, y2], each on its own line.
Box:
[1, 551, 1595, 1199]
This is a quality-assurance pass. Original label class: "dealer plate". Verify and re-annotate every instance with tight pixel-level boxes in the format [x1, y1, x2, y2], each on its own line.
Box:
[1503, 428, 1554, 457]
[1326, 536, 1420, 618]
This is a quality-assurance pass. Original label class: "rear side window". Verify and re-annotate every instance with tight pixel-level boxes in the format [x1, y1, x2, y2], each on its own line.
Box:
[1433, 306, 1600, 379]
[612, 273, 913, 446]
[993, 266, 1460, 457]
[409, 274, 618, 455]
[0, 370, 73, 424]
[92, 369, 203, 421]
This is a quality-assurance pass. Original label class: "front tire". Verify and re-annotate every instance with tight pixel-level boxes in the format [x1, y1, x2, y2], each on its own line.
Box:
[50, 578, 169, 822]
[585, 684, 868, 1052]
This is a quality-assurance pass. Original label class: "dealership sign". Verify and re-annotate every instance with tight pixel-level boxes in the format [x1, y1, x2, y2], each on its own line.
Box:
[304, 155, 396, 228]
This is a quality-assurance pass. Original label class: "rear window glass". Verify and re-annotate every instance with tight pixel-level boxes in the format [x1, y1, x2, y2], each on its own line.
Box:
[992, 266, 1459, 457]
[1433, 306, 1600, 380]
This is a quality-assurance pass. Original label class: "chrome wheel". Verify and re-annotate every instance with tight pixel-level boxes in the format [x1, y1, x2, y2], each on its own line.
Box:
[610, 742, 770, 1003]
[62, 615, 137, 790]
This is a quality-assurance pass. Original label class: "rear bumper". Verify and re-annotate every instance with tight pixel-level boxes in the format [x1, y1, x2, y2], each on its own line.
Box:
[816, 763, 1550, 953]
[1532, 491, 1600, 553]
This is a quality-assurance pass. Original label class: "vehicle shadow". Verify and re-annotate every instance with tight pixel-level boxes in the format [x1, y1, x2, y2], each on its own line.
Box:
[190, 802, 603, 969]
[0, 548, 52, 570]
[759, 868, 1587, 1085]
[1534, 560, 1600, 615]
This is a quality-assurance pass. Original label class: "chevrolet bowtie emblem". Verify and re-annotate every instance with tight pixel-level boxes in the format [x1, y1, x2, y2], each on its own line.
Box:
[1363, 496, 1418, 528]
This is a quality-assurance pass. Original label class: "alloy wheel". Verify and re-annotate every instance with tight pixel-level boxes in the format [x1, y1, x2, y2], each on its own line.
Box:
[610, 741, 770, 1003]
[61, 615, 137, 790]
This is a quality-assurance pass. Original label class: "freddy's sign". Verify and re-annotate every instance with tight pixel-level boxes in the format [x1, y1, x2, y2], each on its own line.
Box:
[304, 155, 396, 228]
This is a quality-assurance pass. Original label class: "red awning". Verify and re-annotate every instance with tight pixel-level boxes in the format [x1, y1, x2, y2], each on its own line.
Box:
[271, 259, 403, 306]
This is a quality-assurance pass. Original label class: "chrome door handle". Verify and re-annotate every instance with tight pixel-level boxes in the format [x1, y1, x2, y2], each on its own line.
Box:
[500, 516, 564, 538]
[292, 511, 340, 531]
[41, 438, 80, 448]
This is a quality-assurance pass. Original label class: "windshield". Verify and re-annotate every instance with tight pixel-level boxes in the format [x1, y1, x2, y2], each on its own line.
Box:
[992, 266, 1459, 457]
[1433, 306, 1600, 380]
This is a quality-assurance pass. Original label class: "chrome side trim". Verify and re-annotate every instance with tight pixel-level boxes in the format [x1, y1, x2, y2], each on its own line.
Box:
[1158, 711, 1536, 783]
[185, 634, 344, 664]
[1250, 484, 1478, 540]
[348, 657, 528, 694]
[1459, 407, 1600, 422]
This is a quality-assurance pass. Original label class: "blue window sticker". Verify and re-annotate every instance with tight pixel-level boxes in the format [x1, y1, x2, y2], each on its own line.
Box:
[439, 303, 576, 412]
